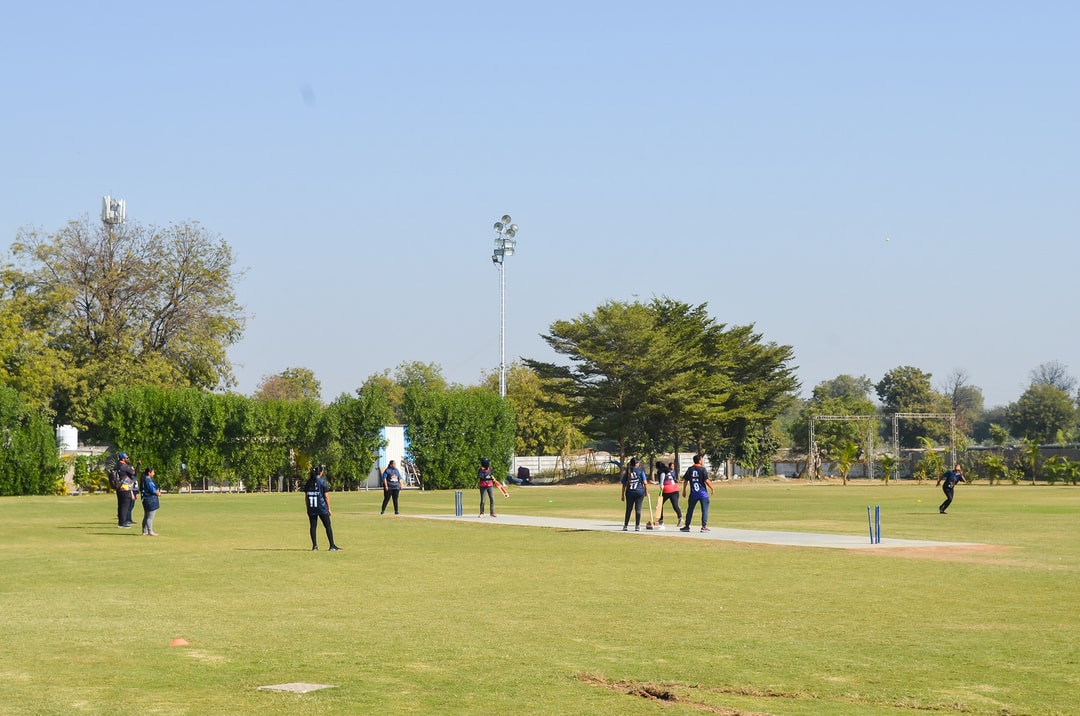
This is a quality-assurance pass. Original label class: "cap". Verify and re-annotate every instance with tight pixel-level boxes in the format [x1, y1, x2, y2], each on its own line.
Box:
[118, 452, 128, 460]
[480, 458, 490, 467]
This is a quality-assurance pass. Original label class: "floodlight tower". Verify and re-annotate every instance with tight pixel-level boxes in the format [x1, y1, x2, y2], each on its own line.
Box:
[101, 196, 126, 226]
[490, 215, 519, 399]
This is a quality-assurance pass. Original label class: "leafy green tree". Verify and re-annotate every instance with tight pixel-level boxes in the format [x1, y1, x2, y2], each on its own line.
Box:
[527, 298, 798, 469]
[254, 367, 322, 403]
[316, 382, 393, 488]
[526, 300, 658, 462]
[698, 323, 798, 467]
[0, 386, 65, 495]
[988, 423, 1010, 448]
[369, 361, 448, 424]
[788, 375, 877, 455]
[403, 386, 514, 490]
[875, 366, 950, 447]
[1006, 383, 1077, 443]
[972, 405, 1010, 444]
[481, 362, 584, 456]
[0, 264, 69, 412]
[11, 216, 245, 427]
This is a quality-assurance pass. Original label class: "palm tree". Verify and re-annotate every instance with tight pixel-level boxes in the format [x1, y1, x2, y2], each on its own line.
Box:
[835, 441, 859, 485]
[1021, 438, 1040, 485]
[880, 454, 897, 485]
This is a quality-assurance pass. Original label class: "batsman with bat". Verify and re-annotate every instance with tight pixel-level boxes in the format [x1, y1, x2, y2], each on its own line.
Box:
[477, 458, 498, 517]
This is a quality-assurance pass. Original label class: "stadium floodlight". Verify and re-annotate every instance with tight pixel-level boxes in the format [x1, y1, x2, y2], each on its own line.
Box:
[490, 215, 521, 398]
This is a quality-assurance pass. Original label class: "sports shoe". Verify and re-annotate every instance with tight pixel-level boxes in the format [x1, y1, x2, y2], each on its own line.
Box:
[635, 526, 640, 531]
[311, 546, 318, 551]
[679, 527, 691, 532]
[700, 527, 711, 533]
[329, 547, 342, 552]
[622, 526, 628, 531]
[490, 513, 497, 517]
[149, 532, 159, 537]
[677, 518, 683, 528]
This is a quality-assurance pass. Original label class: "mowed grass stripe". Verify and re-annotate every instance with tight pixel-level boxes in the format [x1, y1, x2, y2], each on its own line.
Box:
[1, 482, 1077, 715]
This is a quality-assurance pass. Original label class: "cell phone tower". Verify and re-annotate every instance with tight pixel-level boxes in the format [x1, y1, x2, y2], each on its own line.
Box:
[101, 195, 126, 226]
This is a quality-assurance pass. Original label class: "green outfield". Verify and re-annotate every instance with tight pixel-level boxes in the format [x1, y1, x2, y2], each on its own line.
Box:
[1, 481, 1077, 715]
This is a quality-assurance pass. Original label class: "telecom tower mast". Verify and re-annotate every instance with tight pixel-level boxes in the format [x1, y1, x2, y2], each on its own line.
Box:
[101, 195, 126, 226]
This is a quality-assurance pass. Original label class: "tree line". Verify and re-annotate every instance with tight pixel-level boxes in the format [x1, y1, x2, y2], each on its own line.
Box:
[4, 212, 1078, 495]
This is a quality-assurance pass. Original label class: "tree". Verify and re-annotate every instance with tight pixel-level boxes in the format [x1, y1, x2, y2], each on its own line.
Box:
[1029, 360, 1077, 394]
[525, 300, 659, 462]
[316, 382, 393, 488]
[0, 386, 65, 495]
[0, 263, 69, 412]
[254, 367, 322, 403]
[11, 216, 245, 427]
[525, 298, 798, 470]
[788, 375, 877, 455]
[369, 361, 448, 424]
[939, 368, 984, 436]
[912, 435, 945, 483]
[880, 454, 897, 485]
[481, 362, 585, 456]
[403, 386, 515, 490]
[1006, 383, 1077, 443]
[875, 366, 950, 447]
[835, 441, 859, 485]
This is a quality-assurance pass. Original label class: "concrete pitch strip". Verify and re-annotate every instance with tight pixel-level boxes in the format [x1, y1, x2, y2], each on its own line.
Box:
[417, 513, 977, 550]
[258, 683, 336, 694]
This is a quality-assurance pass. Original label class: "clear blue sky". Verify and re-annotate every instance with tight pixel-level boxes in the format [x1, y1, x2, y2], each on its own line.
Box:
[2, 1, 1077, 408]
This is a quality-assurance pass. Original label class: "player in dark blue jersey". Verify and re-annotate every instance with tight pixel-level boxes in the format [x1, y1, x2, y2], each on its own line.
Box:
[304, 465, 341, 551]
[381, 460, 403, 514]
[680, 455, 715, 532]
[620, 458, 649, 531]
[114, 453, 136, 528]
[936, 464, 966, 514]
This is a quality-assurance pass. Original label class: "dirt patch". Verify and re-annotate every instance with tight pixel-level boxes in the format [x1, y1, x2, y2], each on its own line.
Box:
[858, 543, 1017, 563]
[576, 673, 976, 713]
[577, 673, 775, 715]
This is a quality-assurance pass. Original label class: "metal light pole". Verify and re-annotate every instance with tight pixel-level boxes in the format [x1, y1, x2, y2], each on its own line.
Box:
[490, 215, 519, 398]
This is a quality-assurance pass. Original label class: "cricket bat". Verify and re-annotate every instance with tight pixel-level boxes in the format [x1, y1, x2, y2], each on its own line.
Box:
[495, 480, 510, 498]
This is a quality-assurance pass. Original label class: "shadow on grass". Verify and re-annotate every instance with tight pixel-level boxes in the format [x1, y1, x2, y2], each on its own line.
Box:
[234, 548, 327, 552]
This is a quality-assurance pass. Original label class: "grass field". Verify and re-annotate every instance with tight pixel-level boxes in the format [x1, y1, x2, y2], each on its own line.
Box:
[1, 480, 1077, 715]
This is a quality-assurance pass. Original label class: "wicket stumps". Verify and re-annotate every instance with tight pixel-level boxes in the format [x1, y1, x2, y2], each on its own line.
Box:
[454, 490, 463, 517]
[867, 505, 881, 544]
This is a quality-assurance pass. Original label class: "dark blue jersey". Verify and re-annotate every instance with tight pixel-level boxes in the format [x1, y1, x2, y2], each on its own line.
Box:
[623, 467, 647, 495]
[941, 470, 964, 488]
[304, 477, 331, 515]
[684, 465, 710, 497]
[382, 467, 402, 490]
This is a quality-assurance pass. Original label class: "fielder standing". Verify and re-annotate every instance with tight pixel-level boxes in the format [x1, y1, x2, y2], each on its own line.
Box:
[680, 455, 714, 533]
